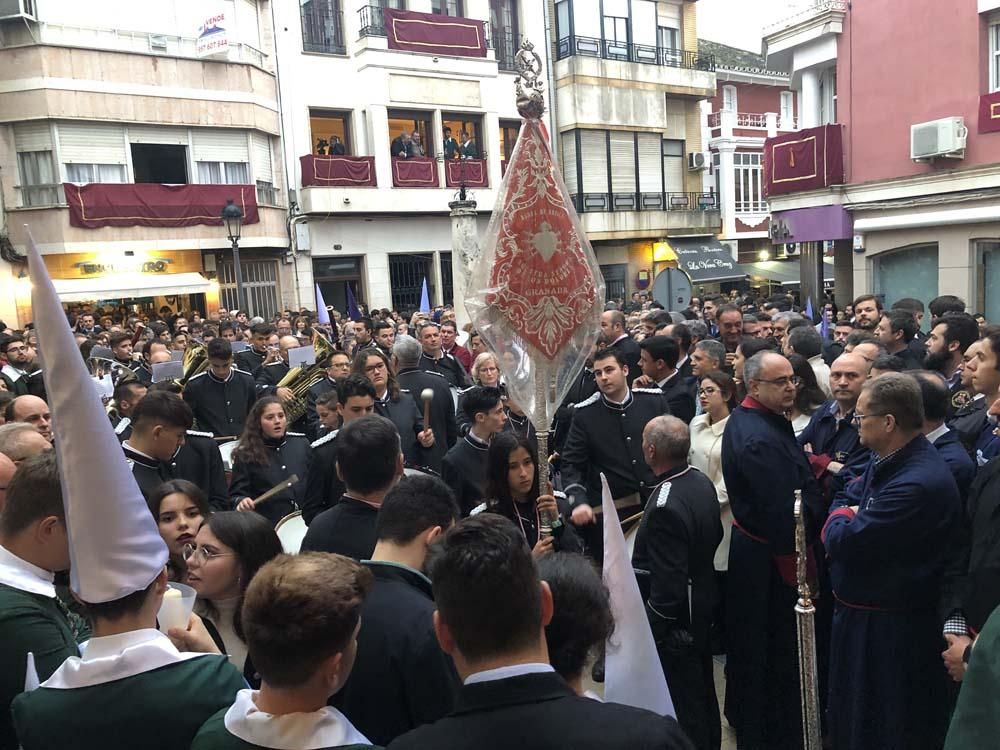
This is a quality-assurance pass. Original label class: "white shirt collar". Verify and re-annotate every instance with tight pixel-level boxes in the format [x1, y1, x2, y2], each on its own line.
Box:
[464, 662, 554, 685]
[676, 354, 689, 369]
[611, 333, 629, 347]
[81, 628, 164, 661]
[656, 371, 678, 388]
[926, 423, 950, 444]
[0, 544, 56, 598]
[224, 689, 369, 750]
[122, 441, 158, 462]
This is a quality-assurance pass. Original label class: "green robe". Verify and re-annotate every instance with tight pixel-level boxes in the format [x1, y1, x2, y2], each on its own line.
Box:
[0, 582, 78, 750]
[11, 654, 245, 750]
[944, 605, 1000, 749]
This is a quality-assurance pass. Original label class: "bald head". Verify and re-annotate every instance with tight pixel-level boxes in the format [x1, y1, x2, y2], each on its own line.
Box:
[8, 396, 51, 442]
[149, 349, 172, 366]
[0, 452, 15, 513]
[278, 335, 300, 362]
[830, 353, 869, 410]
[642, 415, 690, 474]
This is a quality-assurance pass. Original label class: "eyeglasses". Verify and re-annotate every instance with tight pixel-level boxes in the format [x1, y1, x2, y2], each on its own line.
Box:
[755, 375, 802, 388]
[851, 412, 886, 426]
[698, 387, 720, 396]
[479, 366, 499, 374]
[182, 544, 236, 564]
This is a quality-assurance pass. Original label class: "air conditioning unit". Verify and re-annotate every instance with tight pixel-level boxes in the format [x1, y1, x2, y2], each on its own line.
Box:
[148, 34, 168, 52]
[911, 117, 967, 161]
[0, 0, 37, 21]
[784, 243, 799, 257]
[688, 152, 709, 171]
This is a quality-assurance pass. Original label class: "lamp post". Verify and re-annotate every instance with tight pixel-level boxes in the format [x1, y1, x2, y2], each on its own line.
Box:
[221, 199, 247, 316]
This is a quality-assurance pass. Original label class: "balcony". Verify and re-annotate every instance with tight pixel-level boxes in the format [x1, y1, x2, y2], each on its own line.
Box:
[568, 192, 721, 240]
[571, 191, 719, 214]
[301, 8, 346, 55]
[300, 155, 377, 187]
[707, 111, 797, 140]
[557, 36, 714, 72]
[763, 124, 845, 198]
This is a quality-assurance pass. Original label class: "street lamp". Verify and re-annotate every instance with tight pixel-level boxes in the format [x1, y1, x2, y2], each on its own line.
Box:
[221, 199, 247, 316]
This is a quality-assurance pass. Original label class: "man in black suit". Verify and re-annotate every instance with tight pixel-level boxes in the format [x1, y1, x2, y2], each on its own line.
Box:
[336, 475, 461, 744]
[600, 310, 641, 386]
[390, 131, 413, 158]
[637, 336, 695, 423]
[387, 514, 692, 750]
[301, 414, 403, 560]
[234, 322, 276, 377]
[633, 416, 722, 750]
[441, 386, 506, 515]
[395, 334, 458, 472]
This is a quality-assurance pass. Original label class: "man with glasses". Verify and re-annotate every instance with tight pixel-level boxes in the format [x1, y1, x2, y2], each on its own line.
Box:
[305, 350, 351, 442]
[0, 335, 33, 396]
[720, 351, 825, 750]
[823, 373, 959, 750]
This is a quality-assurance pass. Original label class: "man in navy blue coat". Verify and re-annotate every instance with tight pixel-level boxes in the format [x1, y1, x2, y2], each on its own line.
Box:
[912, 370, 976, 499]
[721, 352, 825, 749]
[823, 373, 960, 750]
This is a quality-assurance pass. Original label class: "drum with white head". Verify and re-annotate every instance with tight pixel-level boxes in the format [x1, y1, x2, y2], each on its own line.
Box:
[274, 511, 307, 554]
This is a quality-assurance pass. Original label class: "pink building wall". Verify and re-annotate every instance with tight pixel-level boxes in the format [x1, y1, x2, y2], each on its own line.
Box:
[840, 0, 1000, 185]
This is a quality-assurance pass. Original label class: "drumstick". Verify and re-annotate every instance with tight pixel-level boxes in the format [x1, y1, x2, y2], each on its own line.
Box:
[421, 388, 434, 432]
[252, 474, 299, 506]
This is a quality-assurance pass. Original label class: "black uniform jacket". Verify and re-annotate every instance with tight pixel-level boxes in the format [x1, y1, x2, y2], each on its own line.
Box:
[301, 495, 379, 560]
[229, 434, 311, 524]
[560, 388, 670, 508]
[441, 435, 489, 515]
[659, 371, 696, 424]
[334, 561, 460, 746]
[123, 443, 173, 501]
[386, 671, 693, 750]
[397, 367, 458, 472]
[305, 376, 337, 442]
[234, 347, 266, 378]
[418, 351, 469, 389]
[182, 368, 256, 439]
[610, 335, 642, 386]
[301, 430, 344, 525]
[254, 361, 289, 395]
[376, 391, 426, 466]
[171, 431, 230, 512]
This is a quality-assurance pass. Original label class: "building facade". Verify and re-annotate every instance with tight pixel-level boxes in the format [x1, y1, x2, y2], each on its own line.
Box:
[0, 0, 293, 326]
[552, 0, 721, 303]
[273, 0, 550, 315]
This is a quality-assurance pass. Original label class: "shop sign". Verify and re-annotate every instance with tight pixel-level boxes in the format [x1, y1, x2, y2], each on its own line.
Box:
[73, 258, 174, 277]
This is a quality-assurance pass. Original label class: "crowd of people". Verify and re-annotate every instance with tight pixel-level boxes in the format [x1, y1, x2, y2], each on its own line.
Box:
[2, 281, 1000, 749]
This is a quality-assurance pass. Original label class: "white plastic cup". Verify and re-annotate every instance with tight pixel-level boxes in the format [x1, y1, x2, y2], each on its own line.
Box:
[157, 582, 197, 634]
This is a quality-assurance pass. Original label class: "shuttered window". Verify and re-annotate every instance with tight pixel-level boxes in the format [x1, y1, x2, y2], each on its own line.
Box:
[252, 133, 274, 183]
[561, 132, 578, 194]
[127, 125, 189, 145]
[609, 132, 635, 194]
[59, 123, 128, 164]
[637, 133, 661, 193]
[579, 130, 608, 194]
[192, 129, 250, 163]
[663, 139, 685, 193]
[14, 122, 53, 152]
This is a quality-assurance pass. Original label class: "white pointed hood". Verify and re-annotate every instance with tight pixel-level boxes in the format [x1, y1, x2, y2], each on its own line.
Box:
[26, 228, 168, 603]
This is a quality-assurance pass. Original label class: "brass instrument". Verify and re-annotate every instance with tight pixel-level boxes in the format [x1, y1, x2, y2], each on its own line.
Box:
[87, 356, 138, 421]
[794, 491, 822, 750]
[176, 343, 208, 388]
[276, 329, 335, 423]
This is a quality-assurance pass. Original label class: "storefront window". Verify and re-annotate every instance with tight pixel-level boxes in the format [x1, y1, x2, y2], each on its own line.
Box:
[873, 244, 938, 311]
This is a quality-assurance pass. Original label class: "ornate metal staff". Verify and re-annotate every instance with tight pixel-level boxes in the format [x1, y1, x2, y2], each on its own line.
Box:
[794, 490, 822, 750]
[465, 41, 604, 531]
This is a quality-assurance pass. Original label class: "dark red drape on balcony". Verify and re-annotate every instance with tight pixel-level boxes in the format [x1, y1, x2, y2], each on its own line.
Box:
[64, 183, 259, 229]
[763, 124, 845, 198]
[385, 8, 487, 58]
[445, 159, 488, 188]
[391, 157, 439, 188]
[979, 92, 1000, 134]
[300, 155, 377, 187]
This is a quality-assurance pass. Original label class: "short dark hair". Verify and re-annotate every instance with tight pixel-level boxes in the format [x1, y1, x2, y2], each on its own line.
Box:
[428, 514, 541, 661]
[884, 310, 918, 343]
[738, 337, 779, 359]
[852, 294, 883, 312]
[206, 337, 232, 360]
[536, 553, 613, 683]
[131, 391, 193, 433]
[717, 304, 741, 319]
[376, 475, 459, 544]
[938, 312, 979, 353]
[355, 317, 373, 334]
[592, 347, 626, 369]
[929, 295, 966, 319]
[316, 390, 338, 410]
[0, 451, 63, 536]
[85, 578, 157, 621]
[846, 330, 878, 347]
[373, 320, 393, 335]
[109, 332, 132, 350]
[250, 322, 276, 337]
[669, 322, 692, 352]
[148, 322, 169, 338]
[439, 320, 458, 332]
[461, 386, 503, 421]
[787, 326, 822, 359]
[113, 380, 146, 406]
[892, 298, 925, 314]
[219, 321, 237, 335]
[243, 553, 372, 687]
[0, 334, 24, 354]
[336, 374, 376, 404]
[871, 354, 906, 373]
[337, 415, 400, 494]
[639, 335, 679, 369]
[911, 370, 949, 422]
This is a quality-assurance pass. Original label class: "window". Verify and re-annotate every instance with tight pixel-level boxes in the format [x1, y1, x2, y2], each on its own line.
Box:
[556, 0, 571, 43]
[300, 0, 345, 55]
[603, 16, 629, 59]
[131, 144, 188, 184]
[991, 21, 1000, 92]
[981, 242, 1000, 325]
[65, 164, 126, 183]
[431, 0, 463, 16]
[314, 256, 365, 317]
[662, 139, 684, 194]
[253, 133, 277, 205]
[218, 259, 280, 319]
[819, 69, 837, 124]
[732, 153, 765, 214]
[490, 0, 519, 70]
[873, 244, 939, 311]
[658, 25, 680, 65]
[600, 264, 628, 303]
[197, 162, 250, 184]
[310, 110, 351, 156]
[17, 151, 60, 207]
[499, 120, 520, 174]
[610, 131, 636, 209]
[442, 114, 483, 160]
[389, 254, 434, 311]
[388, 109, 435, 157]
[722, 85, 738, 112]
[780, 91, 795, 128]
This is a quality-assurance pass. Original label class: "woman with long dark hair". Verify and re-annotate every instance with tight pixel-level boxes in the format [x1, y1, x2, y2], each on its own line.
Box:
[481, 433, 583, 556]
[786, 353, 826, 436]
[185, 511, 283, 686]
[147, 479, 211, 583]
[230, 396, 311, 524]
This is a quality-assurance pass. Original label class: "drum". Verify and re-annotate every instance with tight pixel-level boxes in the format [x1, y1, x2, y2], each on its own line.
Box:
[403, 463, 441, 479]
[218, 440, 238, 484]
[274, 511, 308, 554]
[621, 511, 644, 558]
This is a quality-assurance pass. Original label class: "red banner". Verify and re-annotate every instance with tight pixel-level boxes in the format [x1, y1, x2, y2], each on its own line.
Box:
[64, 183, 259, 229]
[763, 124, 845, 198]
[391, 157, 439, 188]
[979, 92, 1000, 134]
[445, 159, 488, 188]
[300, 155, 377, 187]
[385, 8, 487, 58]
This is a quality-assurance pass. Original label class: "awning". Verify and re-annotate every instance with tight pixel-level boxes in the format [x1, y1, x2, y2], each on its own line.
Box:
[667, 237, 747, 283]
[52, 272, 212, 302]
[742, 258, 835, 286]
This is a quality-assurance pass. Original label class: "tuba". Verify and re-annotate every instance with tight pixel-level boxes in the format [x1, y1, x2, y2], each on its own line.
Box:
[176, 343, 208, 388]
[276, 329, 336, 423]
[88, 356, 139, 421]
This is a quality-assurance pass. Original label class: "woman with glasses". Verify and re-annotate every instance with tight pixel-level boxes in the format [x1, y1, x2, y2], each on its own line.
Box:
[230, 396, 311, 525]
[352, 348, 434, 467]
[458, 353, 505, 437]
[787, 353, 826, 437]
[147, 479, 210, 583]
[184, 511, 282, 687]
[689, 370, 738, 655]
